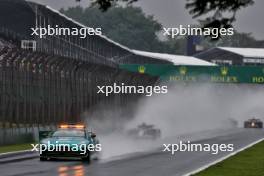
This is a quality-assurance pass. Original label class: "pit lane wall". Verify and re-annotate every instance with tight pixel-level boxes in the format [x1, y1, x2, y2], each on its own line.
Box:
[120, 64, 264, 84]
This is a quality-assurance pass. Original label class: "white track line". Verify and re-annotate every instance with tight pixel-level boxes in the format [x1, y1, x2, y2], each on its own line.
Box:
[0, 150, 31, 157]
[183, 137, 264, 176]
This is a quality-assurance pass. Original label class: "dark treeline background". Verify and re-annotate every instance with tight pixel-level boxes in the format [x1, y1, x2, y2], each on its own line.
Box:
[61, 6, 264, 55]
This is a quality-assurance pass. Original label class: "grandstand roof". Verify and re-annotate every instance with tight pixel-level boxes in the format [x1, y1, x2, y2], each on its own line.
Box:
[218, 47, 264, 58]
[132, 50, 216, 66]
[6, 1, 216, 66]
[26, 1, 132, 53]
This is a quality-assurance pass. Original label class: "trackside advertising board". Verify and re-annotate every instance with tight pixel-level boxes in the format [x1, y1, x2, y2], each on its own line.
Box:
[120, 64, 264, 84]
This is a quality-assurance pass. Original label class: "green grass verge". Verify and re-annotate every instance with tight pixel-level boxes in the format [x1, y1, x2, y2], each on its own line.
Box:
[0, 143, 33, 154]
[194, 140, 264, 176]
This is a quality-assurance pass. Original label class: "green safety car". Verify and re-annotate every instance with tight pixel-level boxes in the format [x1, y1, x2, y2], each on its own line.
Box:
[39, 124, 101, 162]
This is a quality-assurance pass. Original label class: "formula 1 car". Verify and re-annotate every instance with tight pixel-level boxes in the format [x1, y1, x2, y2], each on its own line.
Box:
[244, 118, 263, 128]
[127, 123, 161, 140]
[39, 124, 100, 162]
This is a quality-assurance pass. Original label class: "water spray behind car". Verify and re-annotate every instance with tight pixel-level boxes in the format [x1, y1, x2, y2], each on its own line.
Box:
[129, 84, 264, 137]
[83, 83, 264, 159]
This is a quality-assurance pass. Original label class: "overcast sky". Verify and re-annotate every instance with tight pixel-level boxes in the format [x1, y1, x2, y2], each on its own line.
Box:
[31, 0, 264, 39]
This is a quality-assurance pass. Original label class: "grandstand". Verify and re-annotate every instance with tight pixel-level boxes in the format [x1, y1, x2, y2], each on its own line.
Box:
[195, 47, 264, 66]
[0, 0, 216, 66]
[0, 0, 175, 66]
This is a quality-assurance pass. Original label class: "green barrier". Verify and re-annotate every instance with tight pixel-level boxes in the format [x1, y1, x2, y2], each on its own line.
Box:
[120, 64, 264, 84]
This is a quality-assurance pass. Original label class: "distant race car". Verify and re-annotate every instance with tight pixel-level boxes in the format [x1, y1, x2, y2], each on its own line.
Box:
[127, 123, 161, 140]
[39, 124, 100, 162]
[244, 118, 263, 128]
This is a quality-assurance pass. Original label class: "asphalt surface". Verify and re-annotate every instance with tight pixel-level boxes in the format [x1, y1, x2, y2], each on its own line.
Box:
[0, 129, 263, 176]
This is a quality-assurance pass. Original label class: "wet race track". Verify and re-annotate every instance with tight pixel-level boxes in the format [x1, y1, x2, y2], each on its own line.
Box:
[0, 129, 264, 176]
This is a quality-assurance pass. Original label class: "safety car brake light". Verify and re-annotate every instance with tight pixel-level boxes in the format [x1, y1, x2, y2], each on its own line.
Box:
[59, 124, 85, 129]
[60, 124, 69, 129]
